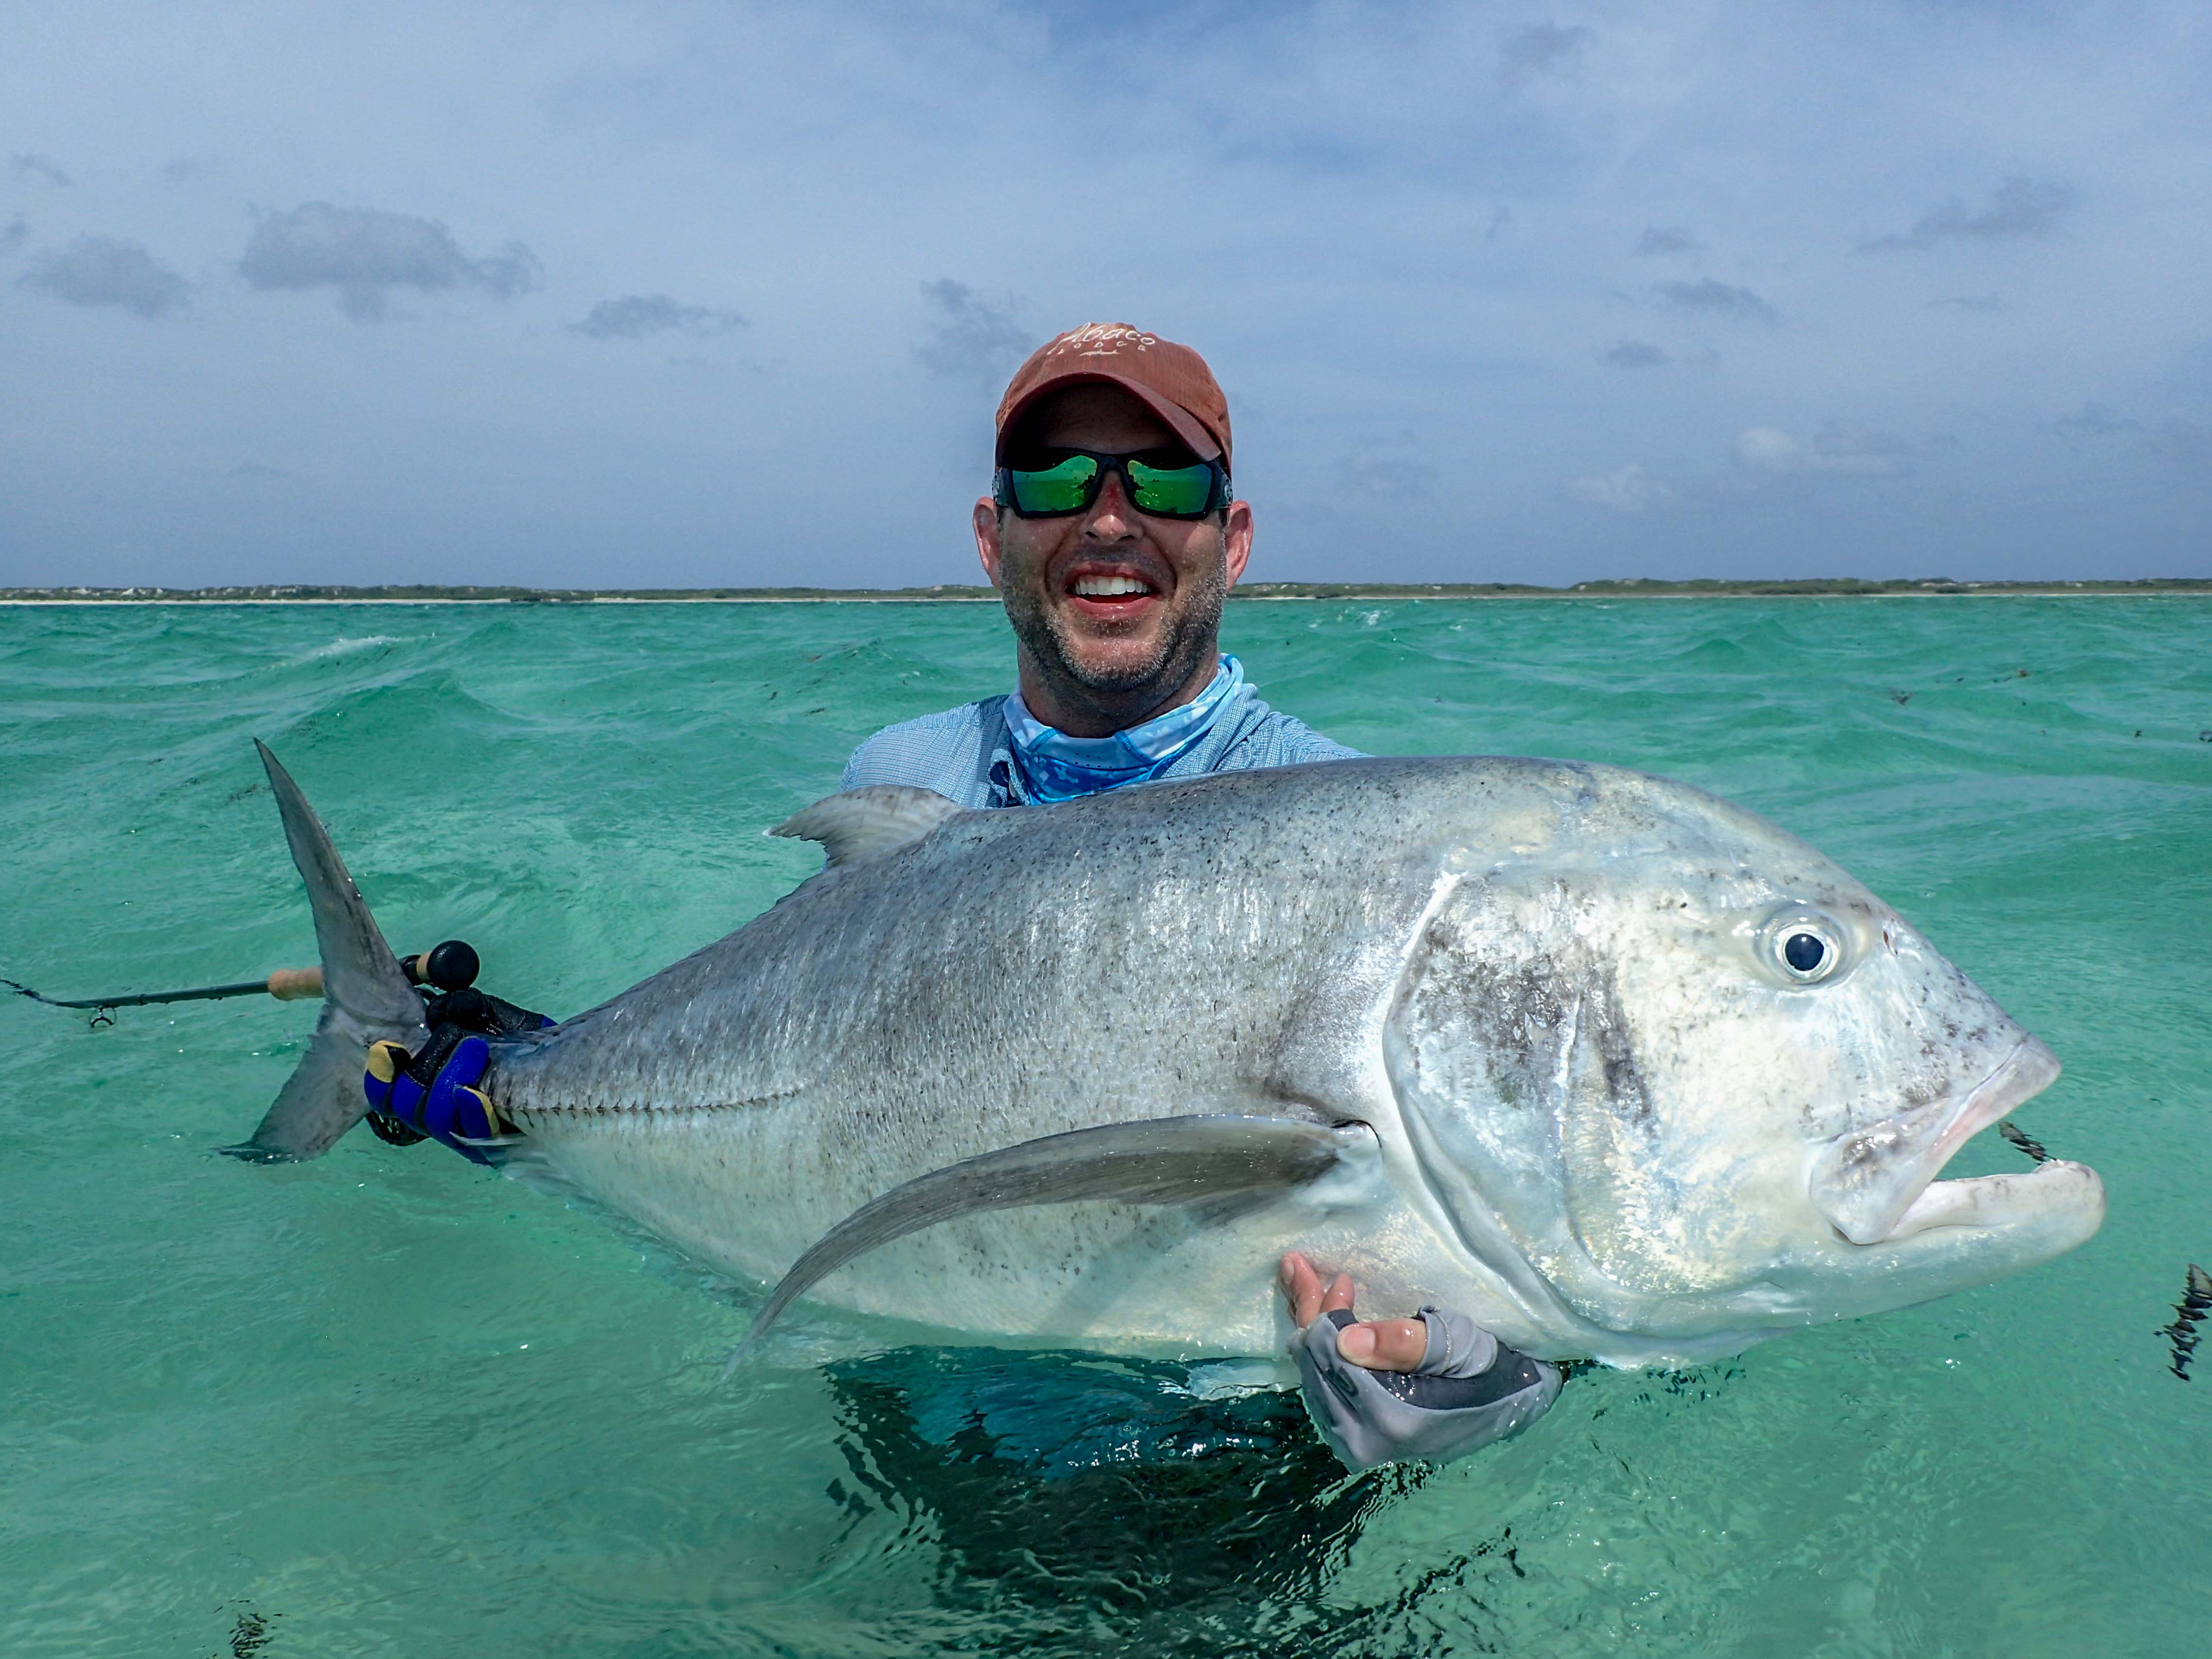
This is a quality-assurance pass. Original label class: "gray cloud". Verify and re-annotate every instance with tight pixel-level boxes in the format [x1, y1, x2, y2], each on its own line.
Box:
[1654, 278, 1777, 322]
[1633, 225, 1698, 256]
[1929, 292, 2002, 312]
[9, 152, 70, 187]
[2051, 402, 2140, 439]
[1345, 435, 1438, 497]
[2048, 404, 2209, 466]
[0, 216, 26, 256]
[1500, 22, 1591, 82]
[239, 202, 541, 321]
[1861, 176, 2071, 252]
[19, 234, 188, 317]
[2148, 419, 2209, 466]
[1601, 339, 1669, 368]
[570, 294, 746, 340]
[916, 279, 1033, 380]
[1736, 423, 1914, 477]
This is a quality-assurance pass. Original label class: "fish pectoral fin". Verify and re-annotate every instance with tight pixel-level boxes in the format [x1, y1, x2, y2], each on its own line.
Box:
[725, 1113, 1368, 1367]
[769, 786, 965, 869]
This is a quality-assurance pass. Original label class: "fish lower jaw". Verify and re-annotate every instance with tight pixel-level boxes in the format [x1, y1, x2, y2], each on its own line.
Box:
[1811, 1036, 2061, 1245]
[1873, 1159, 2104, 1246]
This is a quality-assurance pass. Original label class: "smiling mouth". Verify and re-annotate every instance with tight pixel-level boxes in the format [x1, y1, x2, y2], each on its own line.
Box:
[1071, 573, 1154, 598]
[1066, 571, 1160, 612]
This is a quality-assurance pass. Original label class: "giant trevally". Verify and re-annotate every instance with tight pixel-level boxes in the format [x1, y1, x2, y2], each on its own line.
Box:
[240, 742, 2103, 1369]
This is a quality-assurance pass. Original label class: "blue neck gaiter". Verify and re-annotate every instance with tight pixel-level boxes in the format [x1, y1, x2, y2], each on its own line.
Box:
[1005, 656, 1245, 803]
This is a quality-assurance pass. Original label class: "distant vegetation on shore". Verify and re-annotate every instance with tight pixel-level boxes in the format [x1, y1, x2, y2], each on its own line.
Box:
[3, 578, 2207, 603]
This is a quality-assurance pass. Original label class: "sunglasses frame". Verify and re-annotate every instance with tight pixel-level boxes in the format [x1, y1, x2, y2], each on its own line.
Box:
[992, 447, 1232, 521]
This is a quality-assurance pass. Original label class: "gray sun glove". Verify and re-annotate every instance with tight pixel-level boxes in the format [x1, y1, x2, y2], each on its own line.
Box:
[1295, 1305, 1563, 1472]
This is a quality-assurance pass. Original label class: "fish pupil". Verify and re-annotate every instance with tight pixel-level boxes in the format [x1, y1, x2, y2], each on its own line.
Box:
[1783, 932, 1826, 974]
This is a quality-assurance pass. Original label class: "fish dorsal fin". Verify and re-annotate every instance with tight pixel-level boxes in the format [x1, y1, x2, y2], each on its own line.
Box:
[724, 1114, 1374, 1368]
[769, 786, 965, 869]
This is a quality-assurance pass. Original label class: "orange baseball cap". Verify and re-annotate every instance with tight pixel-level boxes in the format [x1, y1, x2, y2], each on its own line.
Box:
[996, 322, 1233, 471]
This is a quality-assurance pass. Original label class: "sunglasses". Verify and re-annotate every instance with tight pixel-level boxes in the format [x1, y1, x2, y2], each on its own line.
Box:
[993, 447, 1231, 520]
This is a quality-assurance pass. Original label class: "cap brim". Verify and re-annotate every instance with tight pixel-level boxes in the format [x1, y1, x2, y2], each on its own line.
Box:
[996, 371, 1223, 466]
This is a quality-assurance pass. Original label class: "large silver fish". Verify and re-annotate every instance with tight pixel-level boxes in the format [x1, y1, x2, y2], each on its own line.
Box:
[244, 742, 2103, 1369]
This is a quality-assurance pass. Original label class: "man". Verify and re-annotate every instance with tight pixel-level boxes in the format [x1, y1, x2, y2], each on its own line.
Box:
[842, 322, 1355, 806]
[370, 322, 1561, 1471]
[852, 323, 1560, 1470]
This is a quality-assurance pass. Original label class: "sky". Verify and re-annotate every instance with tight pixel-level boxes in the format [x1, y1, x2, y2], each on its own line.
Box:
[2, 0, 2207, 589]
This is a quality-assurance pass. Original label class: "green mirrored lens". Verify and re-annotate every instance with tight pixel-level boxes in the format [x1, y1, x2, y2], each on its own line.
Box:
[1126, 459, 1217, 516]
[1008, 454, 1099, 514]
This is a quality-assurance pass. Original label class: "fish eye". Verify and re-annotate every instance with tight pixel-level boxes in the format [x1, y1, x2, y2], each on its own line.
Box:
[1760, 910, 1848, 986]
[1783, 932, 1827, 975]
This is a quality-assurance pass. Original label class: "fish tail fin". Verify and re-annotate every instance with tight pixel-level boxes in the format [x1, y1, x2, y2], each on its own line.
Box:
[221, 741, 427, 1162]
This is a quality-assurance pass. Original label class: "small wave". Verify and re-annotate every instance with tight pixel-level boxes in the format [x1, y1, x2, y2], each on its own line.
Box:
[293, 634, 407, 662]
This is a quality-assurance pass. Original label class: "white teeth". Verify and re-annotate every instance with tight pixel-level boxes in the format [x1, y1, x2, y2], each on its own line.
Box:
[1073, 575, 1151, 597]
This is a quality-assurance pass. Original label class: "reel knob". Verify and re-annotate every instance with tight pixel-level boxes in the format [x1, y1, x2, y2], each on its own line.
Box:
[418, 939, 480, 992]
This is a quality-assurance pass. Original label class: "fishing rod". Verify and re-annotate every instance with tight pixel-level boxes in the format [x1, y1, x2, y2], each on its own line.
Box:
[4, 940, 481, 1023]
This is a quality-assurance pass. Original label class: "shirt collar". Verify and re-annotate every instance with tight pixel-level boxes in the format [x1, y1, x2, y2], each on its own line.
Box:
[1003, 656, 1245, 803]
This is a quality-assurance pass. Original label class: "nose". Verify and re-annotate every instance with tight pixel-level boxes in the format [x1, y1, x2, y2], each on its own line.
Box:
[1079, 464, 1141, 543]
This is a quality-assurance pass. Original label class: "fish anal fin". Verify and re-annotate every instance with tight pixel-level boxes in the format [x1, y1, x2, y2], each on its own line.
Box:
[769, 786, 964, 870]
[727, 1114, 1375, 1366]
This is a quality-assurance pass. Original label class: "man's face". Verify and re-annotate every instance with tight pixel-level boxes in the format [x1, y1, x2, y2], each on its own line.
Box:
[975, 384, 1252, 723]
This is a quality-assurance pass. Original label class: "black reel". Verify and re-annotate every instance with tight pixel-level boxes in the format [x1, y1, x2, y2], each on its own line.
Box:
[405, 939, 481, 993]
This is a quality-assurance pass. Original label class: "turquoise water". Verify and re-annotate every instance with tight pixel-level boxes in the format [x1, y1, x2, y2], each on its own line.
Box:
[2, 597, 2208, 1657]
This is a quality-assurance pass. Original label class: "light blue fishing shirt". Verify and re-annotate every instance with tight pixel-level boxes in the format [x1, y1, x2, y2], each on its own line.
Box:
[840, 655, 1363, 808]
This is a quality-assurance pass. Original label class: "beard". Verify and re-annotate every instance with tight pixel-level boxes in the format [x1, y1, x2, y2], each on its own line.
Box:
[1001, 544, 1229, 710]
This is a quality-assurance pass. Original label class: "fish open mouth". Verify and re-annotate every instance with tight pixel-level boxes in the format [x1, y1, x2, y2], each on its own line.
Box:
[1811, 1037, 2079, 1246]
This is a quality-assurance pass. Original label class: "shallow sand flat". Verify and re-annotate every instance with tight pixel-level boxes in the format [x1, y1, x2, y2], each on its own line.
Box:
[0, 596, 2205, 1657]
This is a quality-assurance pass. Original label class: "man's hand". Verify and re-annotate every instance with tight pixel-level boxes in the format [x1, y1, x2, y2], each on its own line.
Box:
[361, 980, 553, 1164]
[365, 1032, 501, 1163]
[1280, 1252, 1433, 1370]
[1279, 1250, 1564, 1472]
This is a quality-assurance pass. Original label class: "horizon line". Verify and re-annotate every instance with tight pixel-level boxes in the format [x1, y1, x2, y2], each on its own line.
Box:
[3, 576, 2210, 606]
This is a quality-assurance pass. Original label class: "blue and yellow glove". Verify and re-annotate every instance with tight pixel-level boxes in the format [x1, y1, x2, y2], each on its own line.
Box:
[363, 965, 553, 1163]
[365, 1030, 505, 1163]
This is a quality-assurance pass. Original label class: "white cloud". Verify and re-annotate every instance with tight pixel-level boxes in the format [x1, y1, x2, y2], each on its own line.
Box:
[1568, 463, 1670, 514]
[1735, 424, 1914, 477]
[1734, 427, 1802, 471]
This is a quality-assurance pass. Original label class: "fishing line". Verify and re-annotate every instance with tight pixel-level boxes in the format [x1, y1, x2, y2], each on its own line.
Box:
[3, 974, 312, 1013]
[3, 940, 480, 1028]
